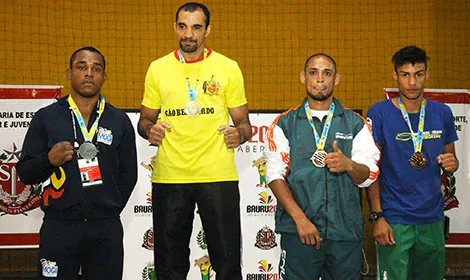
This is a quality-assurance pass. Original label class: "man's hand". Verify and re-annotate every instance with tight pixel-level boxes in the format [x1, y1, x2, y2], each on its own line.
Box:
[437, 153, 458, 173]
[373, 218, 395, 246]
[148, 122, 171, 146]
[294, 216, 322, 249]
[218, 125, 241, 148]
[325, 140, 353, 173]
[48, 141, 75, 167]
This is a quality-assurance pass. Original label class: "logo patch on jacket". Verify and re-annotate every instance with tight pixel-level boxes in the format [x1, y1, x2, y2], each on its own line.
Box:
[41, 258, 58, 277]
[335, 132, 353, 140]
[97, 127, 113, 145]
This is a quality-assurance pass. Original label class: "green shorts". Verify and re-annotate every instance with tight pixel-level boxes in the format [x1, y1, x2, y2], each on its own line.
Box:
[376, 220, 445, 280]
[279, 233, 362, 280]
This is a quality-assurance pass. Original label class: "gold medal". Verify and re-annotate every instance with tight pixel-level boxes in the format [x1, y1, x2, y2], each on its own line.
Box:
[311, 149, 327, 168]
[184, 100, 202, 117]
[409, 151, 427, 170]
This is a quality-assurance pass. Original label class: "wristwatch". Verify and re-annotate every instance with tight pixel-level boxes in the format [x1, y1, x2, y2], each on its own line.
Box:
[368, 211, 384, 223]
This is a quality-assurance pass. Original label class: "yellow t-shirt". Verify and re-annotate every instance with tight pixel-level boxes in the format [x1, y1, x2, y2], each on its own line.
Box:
[142, 49, 247, 183]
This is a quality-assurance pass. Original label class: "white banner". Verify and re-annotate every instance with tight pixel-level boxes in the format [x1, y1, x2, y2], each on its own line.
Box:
[3, 86, 468, 275]
[122, 112, 281, 280]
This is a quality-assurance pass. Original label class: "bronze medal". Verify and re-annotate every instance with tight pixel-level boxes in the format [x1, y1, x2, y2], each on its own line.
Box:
[78, 141, 98, 160]
[409, 151, 427, 170]
[311, 149, 327, 168]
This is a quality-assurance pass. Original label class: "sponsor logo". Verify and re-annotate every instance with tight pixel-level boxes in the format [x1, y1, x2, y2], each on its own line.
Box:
[237, 125, 269, 153]
[252, 157, 267, 188]
[395, 130, 442, 141]
[335, 132, 353, 140]
[279, 250, 286, 280]
[246, 259, 279, 280]
[133, 192, 153, 217]
[255, 226, 277, 250]
[97, 126, 113, 145]
[41, 258, 58, 277]
[142, 228, 154, 251]
[142, 261, 156, 280]
[246, 192, 276, 216]
[194, 255, 213, 279]
[0, 143, 41, 215]
[203, 75, 220, 96]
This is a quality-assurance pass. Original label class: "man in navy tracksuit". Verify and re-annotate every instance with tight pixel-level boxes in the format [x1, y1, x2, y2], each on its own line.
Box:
[17, 46, 137, 280]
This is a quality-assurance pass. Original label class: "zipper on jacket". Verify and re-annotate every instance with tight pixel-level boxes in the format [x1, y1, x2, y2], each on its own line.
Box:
[324, 167, 328, 239]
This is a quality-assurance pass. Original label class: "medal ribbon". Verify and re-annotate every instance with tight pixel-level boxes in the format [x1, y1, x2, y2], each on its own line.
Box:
[68, 95, 105, 142]
[398, 97, 425, 153]
[178, 48, 207, 101]
[304, 100, 335, 150]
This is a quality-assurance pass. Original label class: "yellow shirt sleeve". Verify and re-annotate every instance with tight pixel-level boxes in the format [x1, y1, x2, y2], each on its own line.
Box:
[225, 61, 247, 109]
[142, 61, 161, 110]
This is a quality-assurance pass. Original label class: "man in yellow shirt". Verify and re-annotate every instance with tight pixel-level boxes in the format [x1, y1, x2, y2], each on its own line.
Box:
[138, 2, 251, 279]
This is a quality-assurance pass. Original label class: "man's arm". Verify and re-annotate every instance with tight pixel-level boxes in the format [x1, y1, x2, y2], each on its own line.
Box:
[367, 179, 395, 246]
[365, 143, 395, 246]
[325, 123, 380, 186]
[137, 105, 159, 140]
[218, 104, 252, 148]
[264, 121, 321, 248]
[118, 115, 138, 208]
[138, 105, 171, 146]
[325, 140, 371, 184]
[268, 179, 322, 249]
[17, 112, 72, 184]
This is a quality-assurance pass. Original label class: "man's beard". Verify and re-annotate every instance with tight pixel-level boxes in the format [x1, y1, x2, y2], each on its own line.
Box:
[307, 90, 333, 101]
[179, 40, 198, 53]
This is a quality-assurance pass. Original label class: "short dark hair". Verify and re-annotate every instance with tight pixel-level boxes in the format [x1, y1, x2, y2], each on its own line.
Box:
[69, 46, 106, 70]
[304, 53, 337, 72]
[392, 45, 429, 72]
[176, 2, 210, 27]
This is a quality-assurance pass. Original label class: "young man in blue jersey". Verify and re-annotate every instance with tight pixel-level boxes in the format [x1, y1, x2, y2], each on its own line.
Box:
[366, 45, 459, 280]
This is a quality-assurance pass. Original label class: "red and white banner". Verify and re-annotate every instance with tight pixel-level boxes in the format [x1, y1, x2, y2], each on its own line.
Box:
[0, 85, 61, 248]
[385, 88, 470, 247]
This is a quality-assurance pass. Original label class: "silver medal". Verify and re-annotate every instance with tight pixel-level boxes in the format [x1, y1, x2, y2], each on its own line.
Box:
[184, 100, 202, 117]
[78, 141, 98, 160]
[311, 149, 327, 168]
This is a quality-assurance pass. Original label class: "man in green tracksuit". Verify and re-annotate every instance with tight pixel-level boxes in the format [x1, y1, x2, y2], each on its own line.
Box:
[264, 53, 380, 279]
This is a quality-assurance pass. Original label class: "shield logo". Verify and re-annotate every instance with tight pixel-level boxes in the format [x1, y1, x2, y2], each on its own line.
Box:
[254, 226, 278, 250]
[203, 75, 220, 96]
[0, 163, 41, 215]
